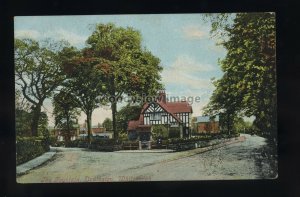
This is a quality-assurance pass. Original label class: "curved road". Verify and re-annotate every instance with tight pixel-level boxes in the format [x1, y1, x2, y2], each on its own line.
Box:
[17, 134, 277, 183]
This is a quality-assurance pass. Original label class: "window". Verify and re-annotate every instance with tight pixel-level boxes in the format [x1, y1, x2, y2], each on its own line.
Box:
[150, 113, 161, 121]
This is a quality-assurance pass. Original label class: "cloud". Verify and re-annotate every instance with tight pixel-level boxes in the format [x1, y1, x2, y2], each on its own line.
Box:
[15, 29, 87, 47]
[15, 30, 41, 40]
[182, 25, 207, 40]
[52, 29, 87, 46]
[162, 55, 214, 90]
[170, 55, 215, 72]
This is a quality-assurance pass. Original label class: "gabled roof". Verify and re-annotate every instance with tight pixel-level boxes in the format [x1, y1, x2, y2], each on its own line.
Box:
[163, 101, 193, 114]
[128, 120, 140, 131]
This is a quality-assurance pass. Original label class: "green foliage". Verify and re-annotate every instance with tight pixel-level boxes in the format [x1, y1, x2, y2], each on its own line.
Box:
[15, 109, 32, 137]
[53, 90, 80, 144]
[90, 138, 122, 146]
[169, 127, 181, 138]
[116, 104, 142, 132]
[15, 38, 69, 136]
[152, 125, 169, 139]
[204, 13, 276, 142]
[118, 132, 128, 141]
[102, 117, 113, 131]
[65, 139, 79, 147]
[48, 136, 57, 146]
[16, 136, 49, 165]
[233, 117, 253, 133]
[86, 23, 164, 138]
[61, 47, 108, 143]
[38, 112, 49, 136]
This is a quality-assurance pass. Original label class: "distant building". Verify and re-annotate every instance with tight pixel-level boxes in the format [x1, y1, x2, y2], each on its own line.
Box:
[53, 124, 80, 142]
[79, 124, 112, 139]
[193, 115, 220, 134]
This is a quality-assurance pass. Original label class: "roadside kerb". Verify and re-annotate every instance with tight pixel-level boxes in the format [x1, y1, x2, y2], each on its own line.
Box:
[17, 148, 57, 176]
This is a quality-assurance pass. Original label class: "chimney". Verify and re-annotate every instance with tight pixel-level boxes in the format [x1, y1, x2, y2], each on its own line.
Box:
[158, 90, 166, 103]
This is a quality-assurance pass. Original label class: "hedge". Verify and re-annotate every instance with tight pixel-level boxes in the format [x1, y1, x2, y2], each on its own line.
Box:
[89, 138, 122, 151]
[16, 136, 49, 165]
[165, 133, 240, 151]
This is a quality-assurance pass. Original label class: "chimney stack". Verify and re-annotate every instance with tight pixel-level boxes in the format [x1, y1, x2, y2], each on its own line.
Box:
[158, 90, 166, 103]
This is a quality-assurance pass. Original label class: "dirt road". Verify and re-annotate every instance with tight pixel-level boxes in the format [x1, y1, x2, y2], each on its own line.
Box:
[17, 134, 277, 183]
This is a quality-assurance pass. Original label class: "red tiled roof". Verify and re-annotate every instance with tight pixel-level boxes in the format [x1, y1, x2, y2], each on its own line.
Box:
[127, 120, 140, 131]
[163, 101, 193, 113]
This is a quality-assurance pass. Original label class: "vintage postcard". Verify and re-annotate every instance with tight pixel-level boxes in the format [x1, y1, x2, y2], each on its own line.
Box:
[15, 13, 277, 183]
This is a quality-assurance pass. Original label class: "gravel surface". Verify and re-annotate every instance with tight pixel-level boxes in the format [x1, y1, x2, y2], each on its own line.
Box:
[17, 134, 277, 183]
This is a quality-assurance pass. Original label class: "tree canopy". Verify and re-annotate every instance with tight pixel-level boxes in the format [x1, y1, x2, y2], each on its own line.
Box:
[86, 23, 164, 138]
[15, 38, 68, 136]
[204, 13, 276, 142]
[53, 89, 80, 144]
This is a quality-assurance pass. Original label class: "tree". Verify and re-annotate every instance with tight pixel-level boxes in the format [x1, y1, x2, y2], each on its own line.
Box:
[62, 48, 107, 143]
[15, 89, 32, 136]
[15, 38, 68, 136]
[116, 104, 142, 133]
[152, 125, 169, 139]
[204, 13, 276, 143]
[86, 23, 164, 139]
[102, 118, 113, 131]
[53, 90, 80, 145]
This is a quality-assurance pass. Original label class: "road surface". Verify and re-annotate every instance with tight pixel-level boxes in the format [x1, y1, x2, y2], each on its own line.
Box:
[17, 134, 277, 183]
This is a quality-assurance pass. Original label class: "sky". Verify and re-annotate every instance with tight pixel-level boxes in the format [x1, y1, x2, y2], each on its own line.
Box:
[14, 14, 228, 127]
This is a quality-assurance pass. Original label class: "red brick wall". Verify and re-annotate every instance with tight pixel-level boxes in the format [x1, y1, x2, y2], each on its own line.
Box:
[197, 122, 220, 133]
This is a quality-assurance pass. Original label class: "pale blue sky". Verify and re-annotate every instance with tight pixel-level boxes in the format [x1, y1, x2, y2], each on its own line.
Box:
[15, 14, 228, 126]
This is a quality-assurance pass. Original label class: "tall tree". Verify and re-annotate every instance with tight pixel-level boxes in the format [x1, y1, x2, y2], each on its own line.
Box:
[15, 38, 67, 136]
[86, 23, 163, 139]
[53, 90, 80, 145]
[204, 13, 276, 143]
[62, 48, 107, 143]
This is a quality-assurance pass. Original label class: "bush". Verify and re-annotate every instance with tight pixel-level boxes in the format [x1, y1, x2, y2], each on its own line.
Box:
[119, 132, 128, 141]
[65, 139, 79, 147]
[152, 125, 169, 139]
[78, 139, 89, 148]
[48, 136, 57, 146]
[16, 136, 49, 165]
[91, 138, 122, 146]
[169, 127, 180, 138]
[89, 138, 123, 151]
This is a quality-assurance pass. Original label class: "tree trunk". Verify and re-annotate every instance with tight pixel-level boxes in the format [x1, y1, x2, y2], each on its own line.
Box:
[110, 75, 118, 139]
[227, 112, 231, 135]
[112, 101, 118, 139]
[66, 111, 71, 145]
[31, 104, 42, 136]
[87, 112, 92, 144]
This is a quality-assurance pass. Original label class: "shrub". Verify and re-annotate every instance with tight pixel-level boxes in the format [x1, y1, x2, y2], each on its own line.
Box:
[90, 138, 122, 146]
[169, 127, 180, 138]
[65, 139, 79, 147]
[152, 125, 169, 139]
[119, 132, 128, 141]
[16, 136, 49, 165]
[48, 136, 57, 146]
[78, 139, 89, 148]
[89, 138, 123, 151]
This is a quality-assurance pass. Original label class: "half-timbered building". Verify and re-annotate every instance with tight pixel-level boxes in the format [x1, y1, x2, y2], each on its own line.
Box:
[127, 90, 193, 141]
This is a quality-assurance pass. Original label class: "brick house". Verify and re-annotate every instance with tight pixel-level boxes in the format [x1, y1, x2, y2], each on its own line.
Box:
[193, 115, 220, 134]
